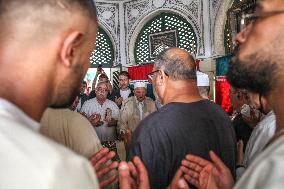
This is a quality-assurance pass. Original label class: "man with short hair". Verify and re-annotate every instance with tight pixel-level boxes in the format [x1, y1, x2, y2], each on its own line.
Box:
[127, 48, 236, 189]
[230, 87, 253, 151]
[0, 0, 102, 188]
[119, 82, 156, 147]
[75, 81, 89, 112]
[113, 71, 134, 108]
[81, 82, 120, 152]
[89, 74, 110, 99]
[236, 92, 276, 180]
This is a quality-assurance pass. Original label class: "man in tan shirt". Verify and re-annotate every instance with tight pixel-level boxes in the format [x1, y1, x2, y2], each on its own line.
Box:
[40, 108, 118, 189]
[40, 108, 102, 159]
[119, 82, 156, 147]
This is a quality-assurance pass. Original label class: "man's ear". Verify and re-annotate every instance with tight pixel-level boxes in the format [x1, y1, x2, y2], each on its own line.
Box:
[60, 31, 84, 67]
[157, 71, 166, 86]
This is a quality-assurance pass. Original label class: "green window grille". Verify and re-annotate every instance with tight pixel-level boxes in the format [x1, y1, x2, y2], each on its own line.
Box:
[90, 27, 114, 68]
[134, 12, 197, 64]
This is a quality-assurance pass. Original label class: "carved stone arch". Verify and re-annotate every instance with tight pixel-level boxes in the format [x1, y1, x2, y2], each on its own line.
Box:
[98, 21, 117, 65]
[128, 8, 201, 65]
[213, 0, 234, 56]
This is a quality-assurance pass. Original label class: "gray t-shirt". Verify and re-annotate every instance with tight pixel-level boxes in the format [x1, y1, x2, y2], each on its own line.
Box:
[127, 100, 236, 189]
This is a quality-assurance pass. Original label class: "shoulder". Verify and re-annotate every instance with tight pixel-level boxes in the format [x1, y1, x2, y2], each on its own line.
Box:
[236, 136, 284, 189]
[83, 98, 97, 106]
[145, 97, 154, 102]
[145, 97, 155, 105]
[123, 96, 135, 105]
[258, 111, 276, 129]
[106, 99, 119, 109]
[0, 116, 99, 187]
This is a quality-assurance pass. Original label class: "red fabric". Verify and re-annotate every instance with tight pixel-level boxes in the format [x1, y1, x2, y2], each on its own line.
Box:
[128, 64, 154, 80]
[195, 59, 200, 71]
[215, 76, 233, 115]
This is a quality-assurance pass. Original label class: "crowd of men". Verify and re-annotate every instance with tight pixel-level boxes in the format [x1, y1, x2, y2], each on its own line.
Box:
[1, 0, 284, 189]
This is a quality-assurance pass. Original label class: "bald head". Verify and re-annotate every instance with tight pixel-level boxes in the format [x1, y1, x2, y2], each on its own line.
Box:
[155, 48, 196, 81]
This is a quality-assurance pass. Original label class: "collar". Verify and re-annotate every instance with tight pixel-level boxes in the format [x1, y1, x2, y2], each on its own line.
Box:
[0, 98, 40, 131]
[135, 97, 144, 105]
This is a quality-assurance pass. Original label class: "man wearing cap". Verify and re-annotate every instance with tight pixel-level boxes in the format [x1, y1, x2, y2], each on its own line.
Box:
[119, 82, 156, 147]
[197, 71, 210, 99]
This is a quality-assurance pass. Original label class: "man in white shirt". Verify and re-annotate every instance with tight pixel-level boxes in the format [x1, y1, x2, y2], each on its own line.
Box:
[81, 82, 120, 142]
[0, 1, 117, 188]
[236, 93, 276, 180]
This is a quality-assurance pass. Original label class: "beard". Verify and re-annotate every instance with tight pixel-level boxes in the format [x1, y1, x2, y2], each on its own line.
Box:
[50, 81, 81, 109]
[226, 53, 278, 96]
[50, 65, 85, 109]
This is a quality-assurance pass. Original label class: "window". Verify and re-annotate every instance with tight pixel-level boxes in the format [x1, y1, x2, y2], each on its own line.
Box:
[90, 27, 114, 68]
[134, 12, 197, 64]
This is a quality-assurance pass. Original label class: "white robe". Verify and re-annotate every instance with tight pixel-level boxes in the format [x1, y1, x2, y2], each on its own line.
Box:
[0, 98, 99, 189]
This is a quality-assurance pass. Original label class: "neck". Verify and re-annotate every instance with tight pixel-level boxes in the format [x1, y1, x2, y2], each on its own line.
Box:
[0, 75, 51, 122]
[162, 80, 203, 105]
[97, 98, 106, 105]
[120, 87, 129, 91]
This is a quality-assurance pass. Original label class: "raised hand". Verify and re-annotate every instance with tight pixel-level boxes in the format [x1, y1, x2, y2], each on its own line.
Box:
[115, 97, 123, 106]
[89, 113, 103, 127]
[90, 148, 119, 189]
[181, 151, 234, 189]
[118, 156, 150, 189]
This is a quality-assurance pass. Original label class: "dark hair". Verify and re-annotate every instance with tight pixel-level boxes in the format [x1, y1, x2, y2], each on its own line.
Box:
[154, 48, 196, 81]
[119, 71, 130, 79]
[82, 81, 87, 85]
[99, 74, 109, 80]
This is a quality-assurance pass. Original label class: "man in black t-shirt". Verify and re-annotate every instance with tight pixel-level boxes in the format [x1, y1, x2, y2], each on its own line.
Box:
[127, 48, 236, 189]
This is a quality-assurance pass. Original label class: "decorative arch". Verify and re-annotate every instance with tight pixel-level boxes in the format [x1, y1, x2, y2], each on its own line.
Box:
[128, 9, 201, 65]
[90, 24, 115, 68]
[213, 0, 234, 56]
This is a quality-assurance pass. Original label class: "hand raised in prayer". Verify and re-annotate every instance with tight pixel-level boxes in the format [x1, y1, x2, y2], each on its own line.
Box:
[89, 113, 103, 127]
[90, 148, 119, 189]
[81, 112, 88, 118]
[115, 97, 123, 106]
[167, 168, 190, 189]
[118, 156, 150, 189]
[180, 151, 234, 189]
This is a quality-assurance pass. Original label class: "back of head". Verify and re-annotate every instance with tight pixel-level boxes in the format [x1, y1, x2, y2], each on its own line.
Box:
[0, 0, 97, 43]
[154, 47, 196, 81]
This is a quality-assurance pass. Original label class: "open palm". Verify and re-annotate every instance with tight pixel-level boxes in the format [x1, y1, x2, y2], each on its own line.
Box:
[181, 151, 234, 189]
